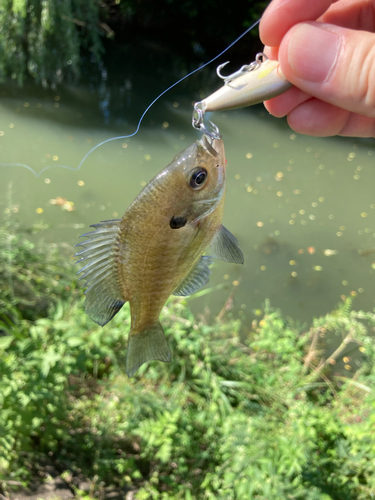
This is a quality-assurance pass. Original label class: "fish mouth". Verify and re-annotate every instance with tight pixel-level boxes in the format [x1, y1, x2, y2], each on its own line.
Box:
[200, 122, 222, 157]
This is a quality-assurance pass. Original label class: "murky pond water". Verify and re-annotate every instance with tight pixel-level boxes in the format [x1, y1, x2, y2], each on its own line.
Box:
[1, 50, 375, 328]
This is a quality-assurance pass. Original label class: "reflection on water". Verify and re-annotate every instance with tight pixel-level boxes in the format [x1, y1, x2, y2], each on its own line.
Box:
[0, 67, 374, 327]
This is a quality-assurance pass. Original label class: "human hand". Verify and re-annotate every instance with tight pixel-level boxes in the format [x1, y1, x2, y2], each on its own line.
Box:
[259, 0, 375, 137]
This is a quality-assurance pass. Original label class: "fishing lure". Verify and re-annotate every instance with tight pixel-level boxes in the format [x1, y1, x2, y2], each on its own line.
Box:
[192, 53, 292, 135]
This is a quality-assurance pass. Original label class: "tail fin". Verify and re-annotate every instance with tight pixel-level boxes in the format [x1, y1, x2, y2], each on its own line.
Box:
[126, 322, 171, 377]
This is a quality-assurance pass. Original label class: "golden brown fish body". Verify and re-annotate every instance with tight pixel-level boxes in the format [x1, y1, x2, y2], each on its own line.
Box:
[75, 133, 243, 377]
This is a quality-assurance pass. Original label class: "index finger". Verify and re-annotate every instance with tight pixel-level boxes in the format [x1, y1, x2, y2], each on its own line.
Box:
[260, 0, 339, 46]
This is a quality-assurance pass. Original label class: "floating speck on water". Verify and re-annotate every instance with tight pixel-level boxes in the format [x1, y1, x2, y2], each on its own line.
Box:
[54, 96, 60, 101]
[99, 205, 106, 211]
[140, 181, 146, 186]
[53, 156, 58, 161]
[232, 280, 240, 286]
[289, 159, 294, 164]
[223, 274, 229, 280]
[342, 280, 348, 285]
[348, 152, 356, 158]
[256, 221, 264, 227]
[44, 178, 51, 184]
[290, 134, 296, 140]
[246, 152, 253, 159]
[180, 134, 185, 140]
[359, 346, 366, 353]
[328, 214, 335, 219]
[23, 102, 29, 107]
[53, 103, 59, 108]
[276, 191, 283, 197]
[354, 175, 360, 180]
[173, 102, 179, 108]
[291, 271, 297, 277]
[36, 207, 43, 214]
[0, 131, 4, 136]
[256, 176, 262, 182]
[361, 212, 368, 218]
[314, 152, 320, 158]
[344, 364, 351, 371]
[144, 154, 151, 161]
[162, 121, 169, 129]
[275, 171, 283, 180]
[351, 291, 357, 297]
[260, 266, 266, 271]
[323, 249, 338, 256]
[298, 249, 304, 254]
[293, 189, 301, 194]
[299, 209, 305, 215]
[314, 265, 323, 271]
[246, 186, 253, 192]
[318, 197, 324, 202]
[319, 164, 325, 170]
[112, 211, 118, 217]
[336, 232, 343, 237]
[312, 202, 318, 207]
[307, 247, 315, 254]
[289, 220, 295, 225]
[235, 174, 240, 180]
[357, 165, 363, 171]
[358, 230, 363, 235]
[339, 226, 346, 231]
[272, 142, 279, 148]
[365, 228, 371, 233]
[122, 143, 128, 148]
[289, 260, 296, 266]
[306, 147, 312, 152]
[77, 180, 84, 186]
[291, 213, 297, 218]
[275, 230, 280, 236]
[309, 215, 316, 220]
[358, 288, 364, 293]
[36, 103, 42, 108]
[9, 123, 14, 128]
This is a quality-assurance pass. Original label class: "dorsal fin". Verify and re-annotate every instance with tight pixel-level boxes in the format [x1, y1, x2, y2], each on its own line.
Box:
[74, 219, 126, 326]
[173, 256, 213, 296]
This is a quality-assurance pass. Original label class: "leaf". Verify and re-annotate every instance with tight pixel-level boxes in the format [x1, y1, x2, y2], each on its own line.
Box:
[66, 336, 84, 347]
[0, 335, 14, 350]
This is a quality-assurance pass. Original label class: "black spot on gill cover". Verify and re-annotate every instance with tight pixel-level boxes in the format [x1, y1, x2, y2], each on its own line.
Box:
[170, 216, 187, 229]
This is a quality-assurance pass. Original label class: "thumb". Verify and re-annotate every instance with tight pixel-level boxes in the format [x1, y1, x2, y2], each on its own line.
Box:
[278, 22, 375, 118]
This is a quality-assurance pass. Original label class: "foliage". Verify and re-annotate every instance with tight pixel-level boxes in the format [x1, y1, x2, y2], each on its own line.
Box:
[0, 0, 103, 85]
[1, 224, 375, 499]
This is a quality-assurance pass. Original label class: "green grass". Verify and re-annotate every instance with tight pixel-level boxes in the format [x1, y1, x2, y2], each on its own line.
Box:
[1, 223, 375, 500]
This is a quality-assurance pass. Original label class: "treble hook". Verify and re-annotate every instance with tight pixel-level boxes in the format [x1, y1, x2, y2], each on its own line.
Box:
[216, 53, 269, 84]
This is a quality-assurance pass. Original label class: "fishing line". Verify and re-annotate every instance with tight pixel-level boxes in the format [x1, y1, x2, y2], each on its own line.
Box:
[0, 19, 260, 178]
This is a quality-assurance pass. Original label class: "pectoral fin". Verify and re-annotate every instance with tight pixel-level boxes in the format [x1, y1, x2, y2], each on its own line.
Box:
[173, 256, 213, 296]
[126, 322, 171, 377]
[74, 219, 126, 326]
[210, 225, 244, 264]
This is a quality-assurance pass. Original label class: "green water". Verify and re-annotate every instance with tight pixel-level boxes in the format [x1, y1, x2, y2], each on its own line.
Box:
[1, 60, 375, 327]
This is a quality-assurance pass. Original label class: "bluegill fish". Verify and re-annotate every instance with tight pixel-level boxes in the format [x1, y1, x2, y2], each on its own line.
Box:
[75, 131, 243, 377]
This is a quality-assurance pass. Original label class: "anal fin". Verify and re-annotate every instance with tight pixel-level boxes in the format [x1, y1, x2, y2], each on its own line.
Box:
[126, 322, 171, 377]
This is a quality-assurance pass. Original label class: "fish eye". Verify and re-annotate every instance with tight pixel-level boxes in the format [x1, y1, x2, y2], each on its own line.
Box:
[189, 167, 208, 189]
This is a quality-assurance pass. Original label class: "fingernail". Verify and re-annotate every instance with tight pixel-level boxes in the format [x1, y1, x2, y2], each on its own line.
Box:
[288, 23, 341, 82]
